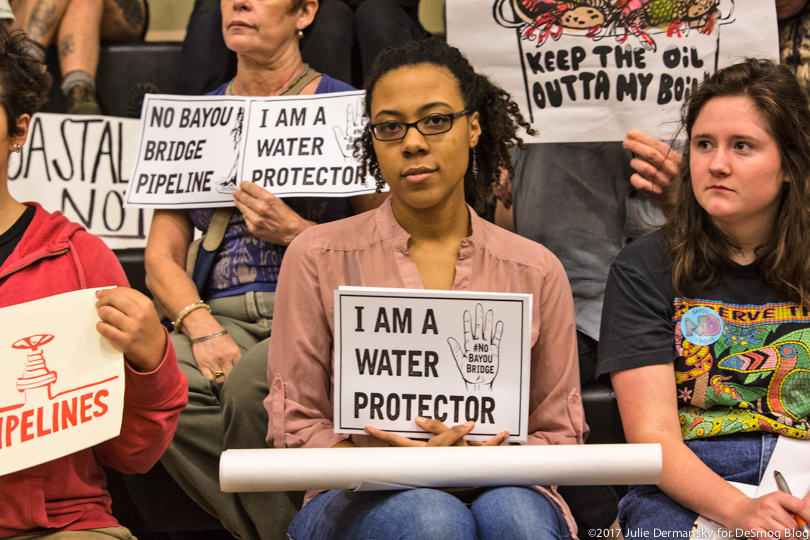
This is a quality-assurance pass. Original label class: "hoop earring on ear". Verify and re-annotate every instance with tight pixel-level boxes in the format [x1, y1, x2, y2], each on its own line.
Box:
[298, 30, 304, 39]
[471, 148, 478, 181]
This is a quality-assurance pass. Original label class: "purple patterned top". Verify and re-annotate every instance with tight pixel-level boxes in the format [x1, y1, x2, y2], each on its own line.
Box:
[189, 74, 355, 298]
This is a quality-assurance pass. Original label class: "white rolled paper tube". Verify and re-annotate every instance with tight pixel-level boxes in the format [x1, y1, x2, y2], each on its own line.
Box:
[220, 444, 661, 492]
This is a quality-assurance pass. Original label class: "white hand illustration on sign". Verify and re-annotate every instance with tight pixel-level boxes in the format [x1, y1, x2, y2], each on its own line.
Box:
[332, 99, 365, 160]
[448, 303, 502, 390]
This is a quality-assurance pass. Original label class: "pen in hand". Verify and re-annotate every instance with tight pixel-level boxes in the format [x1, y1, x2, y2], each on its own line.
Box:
[774, 470, 809, 535]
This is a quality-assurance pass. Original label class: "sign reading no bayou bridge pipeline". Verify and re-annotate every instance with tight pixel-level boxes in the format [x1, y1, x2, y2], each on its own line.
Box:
[334, 287, 532, 443]
[447, 0, 779, 142]
[125, 91, 379, 209]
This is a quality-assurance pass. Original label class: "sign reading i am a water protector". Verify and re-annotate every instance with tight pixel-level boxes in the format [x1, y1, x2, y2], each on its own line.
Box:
[334, 287, 532, 442]
[241, 92, 375, 198]
[125, 91, 378, 209]
[447, 0, 779, 142]
[8, 113, 148, 250]
[0, 289, 124, 476]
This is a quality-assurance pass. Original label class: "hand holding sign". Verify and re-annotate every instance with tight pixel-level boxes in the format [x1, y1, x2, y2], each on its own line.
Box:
[448, 303, 502, 391]
[332, 98, 364, 160]
[234, 181, 313, 246]
[95, 287, 167, 373]
[365, 417, 509, 447]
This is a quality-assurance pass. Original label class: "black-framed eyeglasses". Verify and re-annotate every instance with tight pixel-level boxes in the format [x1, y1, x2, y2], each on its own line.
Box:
[369, 110, 471, 141]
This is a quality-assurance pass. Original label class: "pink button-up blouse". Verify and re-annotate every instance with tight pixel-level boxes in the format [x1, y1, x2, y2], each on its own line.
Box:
[265, 196, 586, 536]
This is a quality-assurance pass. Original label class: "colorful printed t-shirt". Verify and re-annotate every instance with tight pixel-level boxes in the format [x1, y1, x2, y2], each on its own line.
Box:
[596, 230, 810, 441]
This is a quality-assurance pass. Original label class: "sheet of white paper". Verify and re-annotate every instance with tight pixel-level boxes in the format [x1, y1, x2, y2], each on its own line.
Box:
[125, 92, 381, 208]
[334, 287, 532, 442]
[693, 437, 810, 538]
[446, 0, 779, 143]
[219, 444, 662, 492]
[7, 113, 149, 250]
[0, 289, 124, 475]
[694, 482, 757, 538]
[757, 436, 810, 498]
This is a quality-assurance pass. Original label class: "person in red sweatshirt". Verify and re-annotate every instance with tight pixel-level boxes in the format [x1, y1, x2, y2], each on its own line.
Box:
[0, 26, 188, 538]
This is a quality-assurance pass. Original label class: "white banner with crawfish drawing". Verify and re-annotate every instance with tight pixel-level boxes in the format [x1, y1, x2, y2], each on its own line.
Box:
[447, 0, 779, 142]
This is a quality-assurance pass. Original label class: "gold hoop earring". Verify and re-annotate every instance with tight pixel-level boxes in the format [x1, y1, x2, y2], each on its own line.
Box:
[298, 30, 304, 39]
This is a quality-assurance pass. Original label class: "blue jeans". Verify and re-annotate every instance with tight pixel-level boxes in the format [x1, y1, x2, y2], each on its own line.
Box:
[619, 432, 779, 534]
[287, 487, 571, 540]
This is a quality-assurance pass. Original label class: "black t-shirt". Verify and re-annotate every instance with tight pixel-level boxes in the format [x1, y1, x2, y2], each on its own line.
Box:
[597, 229, 810, 440]
[0, 206, 35, 269]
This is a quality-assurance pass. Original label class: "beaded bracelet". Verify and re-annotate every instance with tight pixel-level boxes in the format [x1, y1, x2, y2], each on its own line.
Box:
[174, 301, 211, 331]
[190, 330, 229, 344]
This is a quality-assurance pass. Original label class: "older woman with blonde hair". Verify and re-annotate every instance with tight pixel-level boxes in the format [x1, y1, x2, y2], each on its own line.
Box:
[145, 0, 382, 538]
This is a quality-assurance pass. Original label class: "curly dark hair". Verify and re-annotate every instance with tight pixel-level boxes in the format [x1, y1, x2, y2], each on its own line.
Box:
[665, 58, 810, 308]
[0, 27, 51, 138]
[353, 37, 536, 210]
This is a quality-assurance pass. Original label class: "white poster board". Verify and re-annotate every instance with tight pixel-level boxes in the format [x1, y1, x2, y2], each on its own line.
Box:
[696, 436, 810, 536]
[125, 92, 379, 209]
[220, 444, 663, 492]
[0, 289, 124, 476]
[334, 287, 532, 442]
[7, 113, 149, 250]
[447, 0, 779, 142]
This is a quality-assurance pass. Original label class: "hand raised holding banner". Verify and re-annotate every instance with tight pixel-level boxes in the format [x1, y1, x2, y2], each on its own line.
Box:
[623, 129, 682, 198]
[448, 303, 502, 391]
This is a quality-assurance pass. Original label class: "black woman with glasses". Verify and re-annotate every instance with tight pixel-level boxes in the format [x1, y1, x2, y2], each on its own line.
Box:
[266, 37, 585, 540]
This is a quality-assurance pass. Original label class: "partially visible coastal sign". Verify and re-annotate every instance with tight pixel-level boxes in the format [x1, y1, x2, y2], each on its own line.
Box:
[8, 113, 147, 250]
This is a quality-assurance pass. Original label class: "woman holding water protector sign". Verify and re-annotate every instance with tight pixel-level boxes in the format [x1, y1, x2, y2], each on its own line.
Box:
[266, 38, 585, 539]
[144, 0, 383, 537]
[597, 59, 810, 536]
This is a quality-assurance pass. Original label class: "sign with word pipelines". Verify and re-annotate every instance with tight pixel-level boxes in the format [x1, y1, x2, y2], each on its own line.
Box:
[334, 287, 532, 442]
[8, 113, 148, 250]
[0, 289, 124, 476]
[125, 91, 378, 209]
[447, 0, 779, 142]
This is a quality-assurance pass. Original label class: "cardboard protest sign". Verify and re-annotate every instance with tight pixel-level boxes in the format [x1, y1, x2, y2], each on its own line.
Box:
[0, 289, 124, 476]
[126, 91, 378, 209]
[125, 95, 246, 209]
[447, 0, 779, 142]
[334, 287, 532, 442]
[8, 113, 149, 250]
[241, 93, 374, 197]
